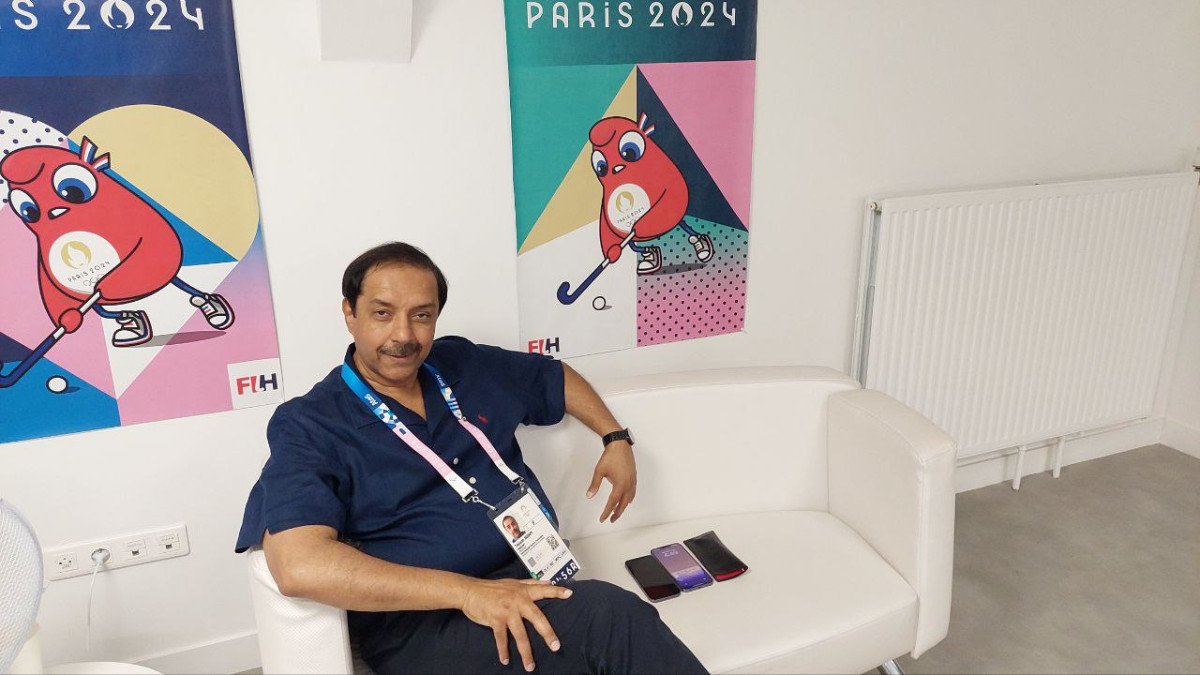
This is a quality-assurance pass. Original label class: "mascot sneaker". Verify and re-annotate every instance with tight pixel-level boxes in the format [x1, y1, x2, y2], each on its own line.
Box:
[191, 293, 235, 330]
[637, 247, 662, 275]
[690, 234, 714, 263]
[112, 310, 153, 347]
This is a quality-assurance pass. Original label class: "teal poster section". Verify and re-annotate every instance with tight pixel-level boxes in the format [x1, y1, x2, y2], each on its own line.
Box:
[506, 0, 758, 359]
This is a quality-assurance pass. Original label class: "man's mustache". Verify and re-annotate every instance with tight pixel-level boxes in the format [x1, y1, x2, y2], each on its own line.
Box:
[379, 342, 422, 358]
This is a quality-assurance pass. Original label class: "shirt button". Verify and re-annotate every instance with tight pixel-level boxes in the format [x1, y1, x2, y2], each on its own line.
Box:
[468, 477, 477, 485]
[452, 458, 459, 465]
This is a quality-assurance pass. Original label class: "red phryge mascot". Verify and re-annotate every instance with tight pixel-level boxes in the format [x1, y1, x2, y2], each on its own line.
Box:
[556, 114, 712, 305]
[1, 138, 234, 348]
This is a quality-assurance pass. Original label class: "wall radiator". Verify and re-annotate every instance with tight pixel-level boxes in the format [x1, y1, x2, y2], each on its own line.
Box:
[852, 172, 1198, 483]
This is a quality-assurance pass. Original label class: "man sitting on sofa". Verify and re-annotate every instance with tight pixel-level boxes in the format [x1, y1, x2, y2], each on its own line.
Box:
[236, 242, 705, 674]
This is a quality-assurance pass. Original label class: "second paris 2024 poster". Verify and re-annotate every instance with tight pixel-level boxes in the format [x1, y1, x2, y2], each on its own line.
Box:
[506, 1, 757, 359]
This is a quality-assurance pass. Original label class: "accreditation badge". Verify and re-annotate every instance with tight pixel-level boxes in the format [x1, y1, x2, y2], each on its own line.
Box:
[492, 486, 580, 585]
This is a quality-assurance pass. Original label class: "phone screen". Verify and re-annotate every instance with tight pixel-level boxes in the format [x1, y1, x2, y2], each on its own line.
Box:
[651, 543, 713, 590]
[624, 555, 680, 602]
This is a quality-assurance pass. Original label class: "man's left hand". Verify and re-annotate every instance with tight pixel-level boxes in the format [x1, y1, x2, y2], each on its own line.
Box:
[586, 441, 637, 523]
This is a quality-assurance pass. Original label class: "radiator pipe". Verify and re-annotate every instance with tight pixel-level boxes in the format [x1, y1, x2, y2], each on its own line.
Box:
[1012, 444, 1028, 490]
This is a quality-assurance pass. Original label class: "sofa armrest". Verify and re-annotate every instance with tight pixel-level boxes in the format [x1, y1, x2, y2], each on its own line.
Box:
[246, 548, 354, 675]
[827, 390, 956, 658]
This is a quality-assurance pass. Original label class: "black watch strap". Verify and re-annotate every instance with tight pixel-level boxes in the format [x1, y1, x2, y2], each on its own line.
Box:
[602, 428, 633, 447]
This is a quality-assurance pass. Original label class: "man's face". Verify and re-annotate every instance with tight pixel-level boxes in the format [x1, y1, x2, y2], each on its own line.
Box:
[343, 263, 440, 391]
[504, 517, 521, 539]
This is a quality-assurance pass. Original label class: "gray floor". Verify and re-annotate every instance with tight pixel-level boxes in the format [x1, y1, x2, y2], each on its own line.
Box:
[896, 444, 1200, 675]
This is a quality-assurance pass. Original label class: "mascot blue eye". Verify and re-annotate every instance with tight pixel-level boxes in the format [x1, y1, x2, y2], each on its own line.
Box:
[618, 131, 645, 162]
[591, 150, 608, 177]
[52, 164, 98, 204]
[8, 189, 40, 224]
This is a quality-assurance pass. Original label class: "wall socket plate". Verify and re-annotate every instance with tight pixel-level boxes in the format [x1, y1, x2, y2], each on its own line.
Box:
[44, 524, 190, 581]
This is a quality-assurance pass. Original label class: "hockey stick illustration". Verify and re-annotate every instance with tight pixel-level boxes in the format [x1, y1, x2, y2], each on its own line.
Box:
[556, 230, 637, 305]
[0, 291, 100, 389]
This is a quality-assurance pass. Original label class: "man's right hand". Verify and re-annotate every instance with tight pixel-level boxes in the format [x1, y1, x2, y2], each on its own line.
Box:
[461, 578, 573, 672]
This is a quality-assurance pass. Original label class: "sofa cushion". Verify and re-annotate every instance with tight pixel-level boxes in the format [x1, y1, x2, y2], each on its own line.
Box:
[568, 511, 917, 674]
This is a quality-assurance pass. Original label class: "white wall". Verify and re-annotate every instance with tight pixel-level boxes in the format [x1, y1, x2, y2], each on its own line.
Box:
[1, 0, 1197, 671]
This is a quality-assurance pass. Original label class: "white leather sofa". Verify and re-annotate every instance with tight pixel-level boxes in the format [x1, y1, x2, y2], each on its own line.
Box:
[247, 366, 956, 674]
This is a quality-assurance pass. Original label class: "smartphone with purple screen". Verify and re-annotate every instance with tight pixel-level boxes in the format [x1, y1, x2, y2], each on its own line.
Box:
[651, 543, 714, 591]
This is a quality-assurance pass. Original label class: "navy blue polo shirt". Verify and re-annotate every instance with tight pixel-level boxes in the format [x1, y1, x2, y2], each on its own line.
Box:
[235, 336, 566, 578]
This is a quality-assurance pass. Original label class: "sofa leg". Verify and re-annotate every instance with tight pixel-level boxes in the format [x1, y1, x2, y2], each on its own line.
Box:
[877, 660, 905, 675]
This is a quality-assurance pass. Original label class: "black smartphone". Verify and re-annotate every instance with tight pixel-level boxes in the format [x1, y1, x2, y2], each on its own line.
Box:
[624, 555, 681, 602]
[683, 530, 748, 581]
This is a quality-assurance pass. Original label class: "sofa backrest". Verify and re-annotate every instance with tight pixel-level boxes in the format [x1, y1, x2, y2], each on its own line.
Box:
[517, 366, 859, 540]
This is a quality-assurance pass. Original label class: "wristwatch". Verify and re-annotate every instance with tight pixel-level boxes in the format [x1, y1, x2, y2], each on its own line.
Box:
[602, 428, 634, 447]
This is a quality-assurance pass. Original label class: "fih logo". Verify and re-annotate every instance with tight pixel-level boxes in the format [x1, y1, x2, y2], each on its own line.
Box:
[527, 337, 561, 355]
[62, 241, 92, 270]
[235, 373, 279, 396]
[227, 359, 284, 410]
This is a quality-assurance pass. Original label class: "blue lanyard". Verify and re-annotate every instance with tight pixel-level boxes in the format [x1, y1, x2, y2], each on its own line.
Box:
[341, 361, 525, 507]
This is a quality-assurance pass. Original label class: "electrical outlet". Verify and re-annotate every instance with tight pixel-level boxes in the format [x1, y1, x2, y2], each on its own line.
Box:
[52, 551, 78, 575]
[44, 524, 189, 581]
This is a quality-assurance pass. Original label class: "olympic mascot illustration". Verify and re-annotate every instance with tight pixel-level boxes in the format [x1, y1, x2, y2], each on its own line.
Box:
[557, 114, 713, 304]
[0, 138, 234, 387]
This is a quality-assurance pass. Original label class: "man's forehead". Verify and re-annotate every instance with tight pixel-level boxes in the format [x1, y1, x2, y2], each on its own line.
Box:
[360, 264, 438, 299]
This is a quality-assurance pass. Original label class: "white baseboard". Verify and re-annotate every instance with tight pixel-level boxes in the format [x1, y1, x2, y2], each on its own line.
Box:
[953, 418, 1165, 493]
[135, 630, 259, 675]
[1162, 418, 1200, 460]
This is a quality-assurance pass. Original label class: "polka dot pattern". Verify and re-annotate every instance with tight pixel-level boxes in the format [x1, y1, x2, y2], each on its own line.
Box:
[0, 111, 69, 206]
[637, 218, 748, 346]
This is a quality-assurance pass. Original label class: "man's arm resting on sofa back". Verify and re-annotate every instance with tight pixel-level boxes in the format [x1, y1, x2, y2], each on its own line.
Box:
[262, 525, 571, 670]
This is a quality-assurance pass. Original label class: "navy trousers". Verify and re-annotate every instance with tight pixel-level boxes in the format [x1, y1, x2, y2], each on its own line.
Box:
[350, 559, 707, 675]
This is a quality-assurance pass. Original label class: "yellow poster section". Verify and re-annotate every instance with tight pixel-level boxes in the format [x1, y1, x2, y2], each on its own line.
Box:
[72, 105, 260, 261]
[519, 68, 638, 255]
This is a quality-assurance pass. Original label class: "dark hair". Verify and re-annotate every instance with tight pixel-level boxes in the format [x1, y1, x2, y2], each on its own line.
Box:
[342, 242, 448, 312]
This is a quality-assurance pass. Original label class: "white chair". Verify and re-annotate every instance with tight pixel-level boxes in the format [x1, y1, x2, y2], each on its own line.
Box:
[247, 546, 358, 674]
[247, 367, 956, 674]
